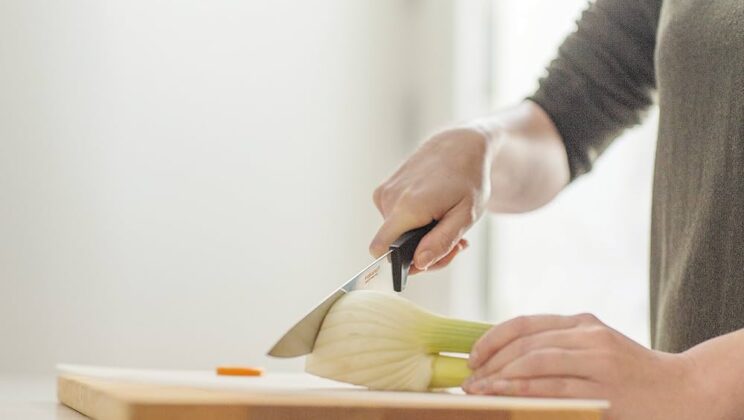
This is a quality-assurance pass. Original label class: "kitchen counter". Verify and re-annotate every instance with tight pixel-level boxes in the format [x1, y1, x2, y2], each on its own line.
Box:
[0, 374, 87, 420]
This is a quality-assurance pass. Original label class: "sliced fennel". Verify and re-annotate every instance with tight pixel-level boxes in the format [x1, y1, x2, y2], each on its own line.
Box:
[305, 290, 491, 391]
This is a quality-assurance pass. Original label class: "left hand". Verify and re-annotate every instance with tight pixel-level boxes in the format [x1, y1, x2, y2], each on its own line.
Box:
[463, 313, 705, 420]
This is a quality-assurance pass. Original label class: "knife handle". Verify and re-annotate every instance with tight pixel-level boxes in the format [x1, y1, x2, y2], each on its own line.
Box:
[389, 220, 438, 292]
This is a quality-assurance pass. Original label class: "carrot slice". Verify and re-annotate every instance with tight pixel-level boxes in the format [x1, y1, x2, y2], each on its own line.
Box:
[216, 366, 264, 376]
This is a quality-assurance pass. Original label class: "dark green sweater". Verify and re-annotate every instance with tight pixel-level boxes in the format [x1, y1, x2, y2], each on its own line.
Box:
[530, 0, 744, 352]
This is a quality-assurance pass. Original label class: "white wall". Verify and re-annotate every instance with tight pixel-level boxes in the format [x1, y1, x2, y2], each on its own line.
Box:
[488, 0, 657, 345]
[0, 0, 464, 373]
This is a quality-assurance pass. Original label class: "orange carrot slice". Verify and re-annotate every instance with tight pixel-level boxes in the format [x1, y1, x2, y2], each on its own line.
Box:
[216, 366, 264, 376]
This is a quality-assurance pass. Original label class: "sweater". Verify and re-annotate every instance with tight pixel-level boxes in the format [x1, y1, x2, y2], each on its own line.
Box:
[530, 0, 744, 352]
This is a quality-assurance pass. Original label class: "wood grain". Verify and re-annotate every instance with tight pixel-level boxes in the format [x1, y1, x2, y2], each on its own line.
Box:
[58, 374, 605, 420]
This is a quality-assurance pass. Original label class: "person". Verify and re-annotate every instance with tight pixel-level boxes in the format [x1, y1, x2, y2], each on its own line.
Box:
[369, 0, 743, 418]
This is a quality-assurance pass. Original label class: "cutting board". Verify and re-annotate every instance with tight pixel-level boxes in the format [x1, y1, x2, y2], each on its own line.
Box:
[57, 365, 608, 420]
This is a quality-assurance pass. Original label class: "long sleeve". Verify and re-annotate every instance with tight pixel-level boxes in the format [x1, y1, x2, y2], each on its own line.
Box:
[529, 0, 662, 179]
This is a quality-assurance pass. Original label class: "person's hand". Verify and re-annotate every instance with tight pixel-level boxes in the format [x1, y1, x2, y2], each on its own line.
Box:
[369, 127, 492, 272]
[463, 314, 707, 420]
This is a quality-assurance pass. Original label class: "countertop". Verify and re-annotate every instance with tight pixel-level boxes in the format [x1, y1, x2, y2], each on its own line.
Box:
[0, 374, 87, 420]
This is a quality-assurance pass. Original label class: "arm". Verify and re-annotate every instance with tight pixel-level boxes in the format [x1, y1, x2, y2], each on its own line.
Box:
[370, 0, 660, 270]
[473, 100, 570, 213]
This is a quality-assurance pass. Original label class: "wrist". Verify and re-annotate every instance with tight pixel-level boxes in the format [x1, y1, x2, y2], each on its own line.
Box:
[458, 122, 519, 207]
[460, 118, 504, 159]
[682, 340, 741, 419]
[459, 102, 570, 213]
[462, 120, 525, 209]
[644, 351, 711, 420]
[430, 124, 498, 179]
[677, 352, 711, 419]
[451, 121, 500, 162]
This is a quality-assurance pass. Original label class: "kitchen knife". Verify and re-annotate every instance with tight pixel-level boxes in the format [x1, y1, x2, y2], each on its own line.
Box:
[267, 221, 437, 358]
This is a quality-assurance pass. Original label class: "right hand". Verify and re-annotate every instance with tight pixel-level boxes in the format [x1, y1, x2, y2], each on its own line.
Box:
[369, 127, 494, 272]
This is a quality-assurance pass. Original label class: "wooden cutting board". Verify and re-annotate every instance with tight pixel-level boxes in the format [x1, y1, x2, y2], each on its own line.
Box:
[57, 365, 608, 420]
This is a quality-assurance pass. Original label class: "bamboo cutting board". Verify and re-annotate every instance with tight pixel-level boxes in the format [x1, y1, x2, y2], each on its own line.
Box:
[57, 366, 608, 420]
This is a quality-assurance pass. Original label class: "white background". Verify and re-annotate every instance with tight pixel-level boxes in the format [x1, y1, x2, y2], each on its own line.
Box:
[0, 0, 465, 373]
[0, 0, 657, 375]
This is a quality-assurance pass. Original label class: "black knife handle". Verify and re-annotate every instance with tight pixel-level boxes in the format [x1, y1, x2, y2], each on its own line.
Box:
[389, 220, 437, 292]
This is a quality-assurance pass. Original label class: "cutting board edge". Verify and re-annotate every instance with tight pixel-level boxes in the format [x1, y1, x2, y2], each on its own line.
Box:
[57, 374, 607, 420]
[58, 375, 132, 420]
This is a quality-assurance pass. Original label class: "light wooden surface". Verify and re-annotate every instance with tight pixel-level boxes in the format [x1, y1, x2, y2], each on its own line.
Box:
[57, 366, 608, 420]
[0, 373, 88, 420]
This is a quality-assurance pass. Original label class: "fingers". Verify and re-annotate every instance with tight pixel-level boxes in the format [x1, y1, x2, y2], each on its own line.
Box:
[427, 238, 469, 269]
[369, 211, 431, 258]
[462, 313, 618, 407]
[409, 239, 468, 275]
[469, 315, 582, 369]
[369, 198, 474, 269]
[464, 376, 601, 398]
[471, 328, 586, 380]
[464, 349, 599, 395]
[413, 201, 474, 270]
[412, 238, 468, 274]
[497, 348, 598, 379]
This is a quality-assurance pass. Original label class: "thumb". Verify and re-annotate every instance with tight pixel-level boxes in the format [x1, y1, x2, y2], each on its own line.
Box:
[413, 202, 474, 270]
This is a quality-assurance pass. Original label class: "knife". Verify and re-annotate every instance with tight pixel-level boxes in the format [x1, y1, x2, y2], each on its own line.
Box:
[267, 220, 437, 358]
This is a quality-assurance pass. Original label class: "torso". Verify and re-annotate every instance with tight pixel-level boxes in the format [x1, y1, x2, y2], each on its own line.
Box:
[651, 0, 744, 351]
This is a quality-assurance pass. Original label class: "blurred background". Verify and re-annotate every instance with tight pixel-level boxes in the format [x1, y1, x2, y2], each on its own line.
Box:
[0, 0, 656, 374]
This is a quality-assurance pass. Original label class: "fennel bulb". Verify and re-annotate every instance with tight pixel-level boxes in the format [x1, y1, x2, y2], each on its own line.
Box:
[305, 290, 491, 391]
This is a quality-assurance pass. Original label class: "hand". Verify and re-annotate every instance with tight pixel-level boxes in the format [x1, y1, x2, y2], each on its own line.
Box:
[369, 127, 492, 271]
[464, 314, 705, 420]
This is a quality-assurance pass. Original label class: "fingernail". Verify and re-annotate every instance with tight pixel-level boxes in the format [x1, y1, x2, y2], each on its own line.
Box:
[469, 379, 487, 393]
[369, 241, 382, 257]
[415, 251, 434, 269]
[491, 379, 510, 393]
[468, 351, 479, 368]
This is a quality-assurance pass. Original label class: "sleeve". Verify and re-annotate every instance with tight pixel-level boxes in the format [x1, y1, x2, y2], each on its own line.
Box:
[528, 0, 662, 180]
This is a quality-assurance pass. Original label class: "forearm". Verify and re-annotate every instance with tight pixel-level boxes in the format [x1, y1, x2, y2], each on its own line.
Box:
[469, 100, 570, 213]
[684, 328, 744, 418]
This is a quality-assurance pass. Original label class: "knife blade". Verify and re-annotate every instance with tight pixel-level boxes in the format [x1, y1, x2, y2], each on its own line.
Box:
[267, 221, 436, 358]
